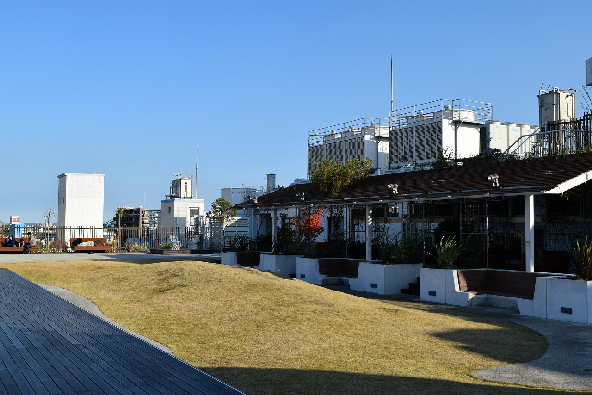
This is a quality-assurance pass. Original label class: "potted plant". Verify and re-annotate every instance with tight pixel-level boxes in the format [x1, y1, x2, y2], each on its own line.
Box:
[534, 236, 592, 324]
[420, 236, 463, 304]
[260, 220, 304, 277]
[221, 235, 260, 266]
[351, 231, 422, 295]
[294, 207, 328, 284]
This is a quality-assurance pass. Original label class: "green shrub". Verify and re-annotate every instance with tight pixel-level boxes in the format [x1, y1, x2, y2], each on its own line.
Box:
[311, 158, 373, 197]
[373, 231, 419, 265]
[430, 237, 462, 269]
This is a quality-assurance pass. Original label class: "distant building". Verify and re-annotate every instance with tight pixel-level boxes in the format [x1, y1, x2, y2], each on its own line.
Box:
[112, 207, 160, 229]
[57, 173, 105, 241]
[160, 177, 204, 229]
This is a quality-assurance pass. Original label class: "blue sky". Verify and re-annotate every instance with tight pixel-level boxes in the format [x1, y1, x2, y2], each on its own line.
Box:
[1, 0, 590, 223]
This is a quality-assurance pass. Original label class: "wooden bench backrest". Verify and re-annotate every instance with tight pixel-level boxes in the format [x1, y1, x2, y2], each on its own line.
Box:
[236, 251, 260, 266]
[1, 238, 30, 247]
[70, 238, 107, 243]
[318, 259, 361, 278]
[457, 270, 488, 293]
[458, 269, 554, 299]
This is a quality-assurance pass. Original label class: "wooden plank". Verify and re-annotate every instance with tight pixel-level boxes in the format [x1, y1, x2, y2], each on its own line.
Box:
[8, 285, 151, 394]
[0, 269, 243, 395]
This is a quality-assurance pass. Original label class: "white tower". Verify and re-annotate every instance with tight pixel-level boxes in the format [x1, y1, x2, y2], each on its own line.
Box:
[57, 173, 105, 241]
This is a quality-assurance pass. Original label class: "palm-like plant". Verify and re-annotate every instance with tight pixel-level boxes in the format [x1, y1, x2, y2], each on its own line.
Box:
[571, 236, 592, 280]
[434, 236, 462, 269]
[115, 207, 127, 251]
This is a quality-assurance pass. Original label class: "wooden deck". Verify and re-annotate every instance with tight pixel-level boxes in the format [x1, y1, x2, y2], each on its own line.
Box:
[0, 269, 243, 394]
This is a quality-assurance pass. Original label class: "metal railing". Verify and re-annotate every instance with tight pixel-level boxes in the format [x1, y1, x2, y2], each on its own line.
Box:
[390, 98, 494, 129]
[308, 117, 389, 147]
[0, 225, 215, 252]
[503, 128, 592, 158]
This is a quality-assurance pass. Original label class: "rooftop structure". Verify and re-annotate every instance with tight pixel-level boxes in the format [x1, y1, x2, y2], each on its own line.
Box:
[307, 118, 389, 176]
[538, 87, 576, 127]
[389, 99, 493, 167]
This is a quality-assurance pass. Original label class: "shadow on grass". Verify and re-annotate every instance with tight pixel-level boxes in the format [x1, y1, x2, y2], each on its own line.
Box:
[203, 367, 567, 395]
[97, 253, 221, 265]
[432, 327, 547, 364]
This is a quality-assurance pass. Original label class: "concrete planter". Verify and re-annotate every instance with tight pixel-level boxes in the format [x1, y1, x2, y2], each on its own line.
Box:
[541, 277, 592, 324]
[259, 253, 301, 277]
[296, 257, 325, 285]
[419, 267, 470, 305]
[350, 262, 422, 295]
[221, 251, 261, 267]
[220, 251, 238, 266]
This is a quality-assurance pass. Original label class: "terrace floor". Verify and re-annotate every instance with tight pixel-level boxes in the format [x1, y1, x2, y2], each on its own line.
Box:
[0, 269, 243, 394]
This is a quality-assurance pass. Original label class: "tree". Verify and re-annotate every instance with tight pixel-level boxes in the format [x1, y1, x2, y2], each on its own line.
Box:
[115, 207, 127, 229]
[115, 207, 127, 251]
[294, 207, 324, 244]
[311, 158, 373, 197]
[207, 198, 237, 245]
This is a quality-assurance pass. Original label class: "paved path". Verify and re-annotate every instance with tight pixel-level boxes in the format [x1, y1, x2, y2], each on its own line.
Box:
[0, 269, 242, 394]
[471, 305, 592, 391]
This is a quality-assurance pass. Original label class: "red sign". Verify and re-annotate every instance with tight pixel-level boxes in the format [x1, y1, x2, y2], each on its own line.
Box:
[10, 216, 19, 223]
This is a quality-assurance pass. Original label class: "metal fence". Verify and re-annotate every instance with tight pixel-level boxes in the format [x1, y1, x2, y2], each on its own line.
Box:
[0, 225, 215, 252]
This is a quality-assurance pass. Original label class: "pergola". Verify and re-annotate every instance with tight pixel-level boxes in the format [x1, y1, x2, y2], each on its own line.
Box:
[238, 153, 592, 272]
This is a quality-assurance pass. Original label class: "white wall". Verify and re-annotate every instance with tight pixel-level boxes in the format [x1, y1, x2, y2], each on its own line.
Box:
[442, 119, 481, 160]
[57, 173, 104, 238]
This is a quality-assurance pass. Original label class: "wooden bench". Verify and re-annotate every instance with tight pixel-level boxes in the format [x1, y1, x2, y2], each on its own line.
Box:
[318, 258, 363, 278]
[0, 238, 39, 253]
[457, 269, 555, 300]
[236, 251, 260, 266]
[70, 238, 112, 253]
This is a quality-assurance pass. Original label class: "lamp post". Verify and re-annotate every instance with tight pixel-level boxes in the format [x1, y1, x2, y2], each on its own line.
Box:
[44, 209, 55, 251]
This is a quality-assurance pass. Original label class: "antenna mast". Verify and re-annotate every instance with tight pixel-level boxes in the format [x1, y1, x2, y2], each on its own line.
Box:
[195, 145, 199, 199]
[390, 55, 394, 122]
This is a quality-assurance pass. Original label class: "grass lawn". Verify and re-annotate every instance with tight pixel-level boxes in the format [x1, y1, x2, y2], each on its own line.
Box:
[0, 259, 567, 394]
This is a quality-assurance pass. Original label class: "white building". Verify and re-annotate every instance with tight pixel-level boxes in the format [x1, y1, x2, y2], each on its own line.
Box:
[389, 99, 493, 167]
[160, 177, 204, 229]
[57, 173, 105, 241]
[308, 118, 389, 176]
[221, 186, 265, 239]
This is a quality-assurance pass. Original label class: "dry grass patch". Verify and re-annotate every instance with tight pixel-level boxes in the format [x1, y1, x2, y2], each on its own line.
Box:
[0, 260, 558, 394]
